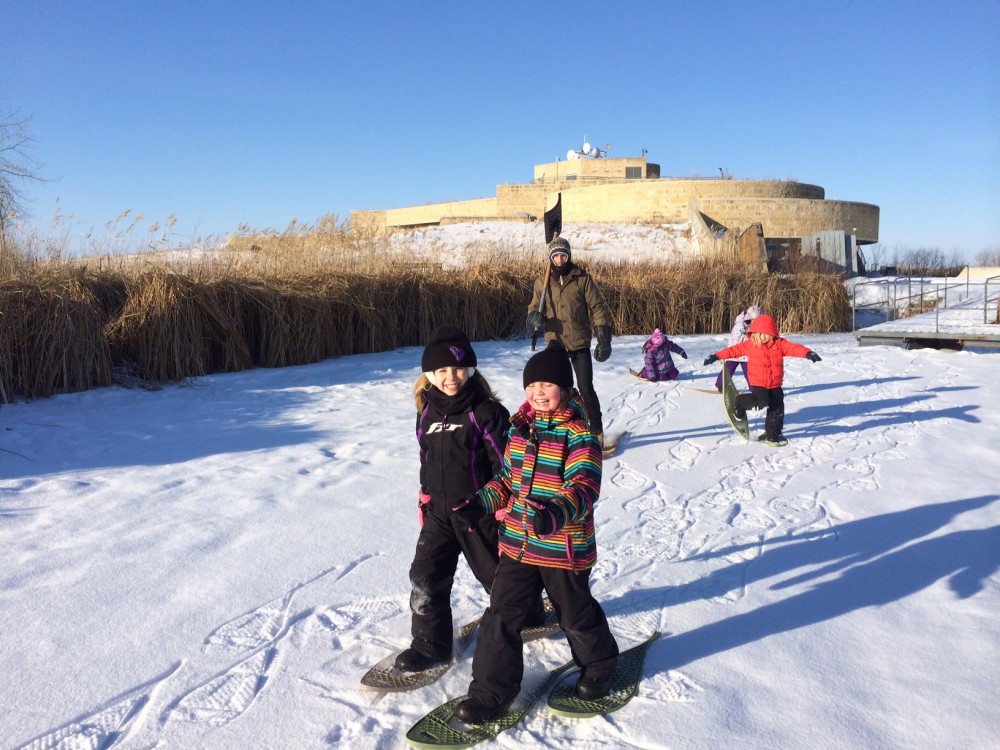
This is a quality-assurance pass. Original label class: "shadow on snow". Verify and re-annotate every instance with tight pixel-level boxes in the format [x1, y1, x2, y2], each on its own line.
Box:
[619, 495, 1000, 672]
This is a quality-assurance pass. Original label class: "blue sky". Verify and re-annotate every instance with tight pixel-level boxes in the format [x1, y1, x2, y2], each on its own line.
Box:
[2, 1, 998, 256]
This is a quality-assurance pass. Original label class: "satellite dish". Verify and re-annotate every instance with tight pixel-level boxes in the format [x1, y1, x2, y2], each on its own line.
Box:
[567, 149, 578, 160]
[590, 147, 599, 158]
[582, 141, 591, 154]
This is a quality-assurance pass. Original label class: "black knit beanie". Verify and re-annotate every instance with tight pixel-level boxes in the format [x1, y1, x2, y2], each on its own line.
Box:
[421, 325, 477, 371]
[548, 237, 572, 263]
[523, 340, 574, 389]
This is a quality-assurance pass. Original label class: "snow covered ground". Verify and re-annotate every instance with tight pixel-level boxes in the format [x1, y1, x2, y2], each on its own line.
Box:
[2, 331, 998, 749]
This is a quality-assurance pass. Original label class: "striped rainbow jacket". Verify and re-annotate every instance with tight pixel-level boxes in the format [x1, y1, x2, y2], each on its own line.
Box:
[476, 394, 602, 572]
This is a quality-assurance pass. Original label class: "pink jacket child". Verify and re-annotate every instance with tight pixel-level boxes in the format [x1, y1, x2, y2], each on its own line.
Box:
[638, 329, 687, 381]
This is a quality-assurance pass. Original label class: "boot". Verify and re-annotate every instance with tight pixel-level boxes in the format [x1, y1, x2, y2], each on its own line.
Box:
[521, 598, 547, 630]
[394, 647, 449, 672]
[576, 669, 614, 700]
[453, 696, 509, 725]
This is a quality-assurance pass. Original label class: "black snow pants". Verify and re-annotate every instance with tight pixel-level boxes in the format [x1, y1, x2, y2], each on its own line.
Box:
[737, 385, 785, 439]
[568, 346, 603, 437]
[468, 555, 619, 709]
[407, 497, 499, 659]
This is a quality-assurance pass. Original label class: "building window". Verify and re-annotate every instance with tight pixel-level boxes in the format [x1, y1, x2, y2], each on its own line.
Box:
[625, 167, 642, 179]
[566, 174, 577, 180]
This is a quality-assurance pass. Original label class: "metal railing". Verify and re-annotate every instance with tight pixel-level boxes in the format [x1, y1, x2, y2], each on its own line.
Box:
[986, 274, 1000, 325]
[851, 274, 1000, 332]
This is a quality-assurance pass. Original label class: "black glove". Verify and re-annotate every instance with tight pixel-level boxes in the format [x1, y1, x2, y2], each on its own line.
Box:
[806, 351, 822, 363]
[526, 310, 546, 333]
[530, 500, 566, 537]
[451, 495, 483, 531]
[703, 354, 719, 366]
[679, 349, 688, 360]
[593, 324, 612, 362]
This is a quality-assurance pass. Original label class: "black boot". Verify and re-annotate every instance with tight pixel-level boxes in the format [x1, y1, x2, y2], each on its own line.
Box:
[758, 433, 787, 446]
[453, 697, 508, 725]
[394, 647, 449, 672]
[576, 668, 614, 700]
[732, 395, 748, 421]
[521, 598, 547, 630]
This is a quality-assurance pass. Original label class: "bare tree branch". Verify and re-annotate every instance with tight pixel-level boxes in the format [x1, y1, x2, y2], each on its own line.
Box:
[0, 109, 43, 253]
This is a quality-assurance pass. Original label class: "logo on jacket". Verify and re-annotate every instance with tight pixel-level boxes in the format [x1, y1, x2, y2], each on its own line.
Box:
[427, 422, 463, 434]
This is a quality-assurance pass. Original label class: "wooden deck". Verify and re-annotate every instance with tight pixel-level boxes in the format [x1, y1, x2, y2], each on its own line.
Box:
[855, 295, 1000, 351]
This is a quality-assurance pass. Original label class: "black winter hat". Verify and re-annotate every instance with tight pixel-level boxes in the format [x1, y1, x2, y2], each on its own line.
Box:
[548, 237, 571, 263]
[523, 340, 574, 389]
[421, 325, 477, 372]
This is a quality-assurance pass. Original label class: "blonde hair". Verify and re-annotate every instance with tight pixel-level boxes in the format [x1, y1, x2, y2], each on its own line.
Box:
[413, 370, 502, 412]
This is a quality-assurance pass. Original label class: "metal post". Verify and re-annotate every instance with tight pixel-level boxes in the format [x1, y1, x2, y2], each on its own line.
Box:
[986, 278, 991, 324]
[852, 284, 857, 331]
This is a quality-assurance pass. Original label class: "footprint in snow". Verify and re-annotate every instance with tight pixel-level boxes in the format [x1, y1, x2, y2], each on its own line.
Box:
[164, 647, 276, 729]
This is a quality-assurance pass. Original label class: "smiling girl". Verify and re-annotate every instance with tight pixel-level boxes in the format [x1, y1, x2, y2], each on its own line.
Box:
[449, 340, 619, 725]
[395, 325, 511, 673]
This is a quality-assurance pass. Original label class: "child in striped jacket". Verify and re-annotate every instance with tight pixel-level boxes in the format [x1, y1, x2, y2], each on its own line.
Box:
[449, 341, 619, 725]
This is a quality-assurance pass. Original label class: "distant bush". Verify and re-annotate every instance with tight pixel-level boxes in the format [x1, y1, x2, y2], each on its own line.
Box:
[974, 247, 1000, 267]
[886, 246, 966, 277]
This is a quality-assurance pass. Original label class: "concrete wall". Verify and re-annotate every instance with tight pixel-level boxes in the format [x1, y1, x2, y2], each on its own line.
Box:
[496, 184, 553, 218]
[365, 197, 499, 230]
[558, 179, 826, 224]
[350, 210, 387, 235]
[348, 170, 879, 248]
[958, 266, 1000, 280]
[688, 202, 719, 259]
[696, 196, 879, 242]
[532, 157, 653, 182]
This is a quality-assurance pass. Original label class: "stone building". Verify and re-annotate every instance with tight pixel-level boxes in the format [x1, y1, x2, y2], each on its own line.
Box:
[350, 151, 879, 274]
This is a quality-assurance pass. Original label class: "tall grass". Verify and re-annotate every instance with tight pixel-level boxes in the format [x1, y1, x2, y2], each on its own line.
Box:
[0, 219, 849, 403]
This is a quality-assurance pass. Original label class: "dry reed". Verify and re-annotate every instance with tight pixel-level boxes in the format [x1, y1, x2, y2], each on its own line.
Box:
[0, 223, 849, 403]
[0, 267, 113, 400]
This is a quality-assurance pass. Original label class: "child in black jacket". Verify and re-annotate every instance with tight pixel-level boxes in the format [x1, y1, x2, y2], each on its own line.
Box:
[396, 325, 511, 672]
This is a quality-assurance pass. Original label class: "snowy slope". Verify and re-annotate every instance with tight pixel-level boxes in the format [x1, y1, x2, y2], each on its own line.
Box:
[2, 331, 998, 749]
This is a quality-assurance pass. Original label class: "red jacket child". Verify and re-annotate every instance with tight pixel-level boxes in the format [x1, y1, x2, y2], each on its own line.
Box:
[715, 314, 811, 388]
[704, 314, 821, 444]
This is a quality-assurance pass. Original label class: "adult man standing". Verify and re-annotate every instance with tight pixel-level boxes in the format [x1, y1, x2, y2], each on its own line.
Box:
[526, 237, 613, 443]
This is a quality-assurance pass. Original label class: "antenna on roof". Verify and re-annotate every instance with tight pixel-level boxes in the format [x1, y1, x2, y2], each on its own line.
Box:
[566, 137, 608, 159]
